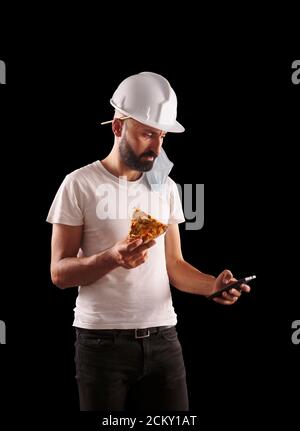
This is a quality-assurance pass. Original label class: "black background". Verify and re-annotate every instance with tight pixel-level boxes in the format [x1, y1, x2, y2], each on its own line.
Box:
[0, 16, 299, 429]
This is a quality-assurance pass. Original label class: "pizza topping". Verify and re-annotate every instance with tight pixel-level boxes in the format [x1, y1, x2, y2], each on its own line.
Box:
[128, 209, 168, 243]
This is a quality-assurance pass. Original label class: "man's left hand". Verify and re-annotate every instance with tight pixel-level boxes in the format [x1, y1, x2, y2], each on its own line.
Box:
[212, 269, 251, 305]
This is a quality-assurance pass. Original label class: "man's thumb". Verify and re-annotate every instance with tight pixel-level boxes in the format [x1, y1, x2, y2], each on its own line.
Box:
[222, 269, 233, 284]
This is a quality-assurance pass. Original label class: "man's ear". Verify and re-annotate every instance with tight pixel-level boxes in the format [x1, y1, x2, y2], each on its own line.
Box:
[112, 119, 123, 137]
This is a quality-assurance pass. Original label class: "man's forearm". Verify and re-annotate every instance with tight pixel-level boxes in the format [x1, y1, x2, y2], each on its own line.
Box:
[168, 259, 216, 296]
[51, 249, 119, 289]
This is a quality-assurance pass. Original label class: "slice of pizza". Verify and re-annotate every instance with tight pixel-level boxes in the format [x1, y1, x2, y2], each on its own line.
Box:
[128, 208, 168, 243]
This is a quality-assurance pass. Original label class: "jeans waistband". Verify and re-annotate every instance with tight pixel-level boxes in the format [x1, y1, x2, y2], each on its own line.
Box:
[76, 325, 175, 339]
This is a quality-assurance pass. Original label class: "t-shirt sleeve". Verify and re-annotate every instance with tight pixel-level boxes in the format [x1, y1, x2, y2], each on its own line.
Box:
[46, 174, 84, 226]
[168, 178, 185, 225]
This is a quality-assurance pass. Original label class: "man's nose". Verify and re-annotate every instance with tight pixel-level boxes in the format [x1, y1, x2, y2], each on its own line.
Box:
[151, 136, 164, 156]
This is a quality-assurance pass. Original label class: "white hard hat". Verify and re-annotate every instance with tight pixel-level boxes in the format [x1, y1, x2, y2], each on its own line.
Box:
[110, 72, 185, 133]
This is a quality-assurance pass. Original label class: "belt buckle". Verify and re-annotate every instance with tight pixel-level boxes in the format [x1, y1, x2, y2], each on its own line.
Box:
[135, 328, 150, 339]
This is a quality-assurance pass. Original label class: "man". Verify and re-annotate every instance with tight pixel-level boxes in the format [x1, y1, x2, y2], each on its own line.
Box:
[47, 72, 250, 411]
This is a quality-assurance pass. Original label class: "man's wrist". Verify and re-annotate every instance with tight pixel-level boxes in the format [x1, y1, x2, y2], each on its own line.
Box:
[205, 277, 217, 297]
[96, 248, 120, 271]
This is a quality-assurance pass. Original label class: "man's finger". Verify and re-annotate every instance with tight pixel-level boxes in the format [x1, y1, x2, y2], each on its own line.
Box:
[222, 291, 238, 301]
[129, 240, 156, 255]
[129, 250, 148, 262]
[126, 238, 143, 252]
[240, 283, 251, 293]
[222, 269, 234, 285]
[130, 255, 147, 267]
[138, 240, 156, 251]
[229, 288, 242, 297]
[213, 297, 236, 305]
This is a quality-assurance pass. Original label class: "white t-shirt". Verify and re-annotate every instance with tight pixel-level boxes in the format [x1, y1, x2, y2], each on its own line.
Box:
[46, 160, 185, 329]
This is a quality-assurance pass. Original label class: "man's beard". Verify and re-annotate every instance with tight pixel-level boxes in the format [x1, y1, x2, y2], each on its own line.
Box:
[119, 136, 157, 172]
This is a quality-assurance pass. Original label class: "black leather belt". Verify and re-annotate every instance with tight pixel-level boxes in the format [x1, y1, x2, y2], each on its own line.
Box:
[133, 326, 174, 339]
[76, 325, 174, 339]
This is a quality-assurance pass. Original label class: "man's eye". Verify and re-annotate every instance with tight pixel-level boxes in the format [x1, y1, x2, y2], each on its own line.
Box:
[143, 133, 166, 139]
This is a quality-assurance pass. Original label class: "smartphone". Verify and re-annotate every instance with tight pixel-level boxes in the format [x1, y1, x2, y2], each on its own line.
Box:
[207, 275, 256, 300]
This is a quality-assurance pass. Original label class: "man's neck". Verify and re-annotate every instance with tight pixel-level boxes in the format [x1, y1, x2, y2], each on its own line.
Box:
[101, 154, 142, 182]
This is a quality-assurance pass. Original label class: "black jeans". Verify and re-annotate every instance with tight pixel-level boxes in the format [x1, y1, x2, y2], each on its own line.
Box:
[75, 326, 189, 411]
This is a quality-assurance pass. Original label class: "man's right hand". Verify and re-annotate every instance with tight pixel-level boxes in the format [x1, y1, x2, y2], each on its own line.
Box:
[110, 238, 156, 269]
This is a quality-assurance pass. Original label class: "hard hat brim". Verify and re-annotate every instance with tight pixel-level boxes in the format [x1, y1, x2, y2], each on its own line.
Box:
[110, 101, 185, 133]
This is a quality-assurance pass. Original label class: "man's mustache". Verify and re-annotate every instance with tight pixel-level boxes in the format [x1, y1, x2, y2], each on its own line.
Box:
[140, 151, 158, 159]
